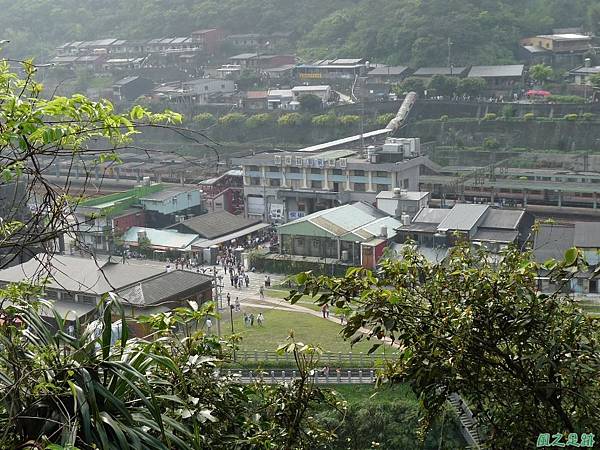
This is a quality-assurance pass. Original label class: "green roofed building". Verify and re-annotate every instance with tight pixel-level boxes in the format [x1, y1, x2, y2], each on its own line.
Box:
[277, 202, 401, 268]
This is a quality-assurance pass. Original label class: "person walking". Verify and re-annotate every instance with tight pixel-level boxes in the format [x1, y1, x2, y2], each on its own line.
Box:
[244, 313, 249, 327]
[264, 275, 268, 287]
[227, 292, 231, 308]
[266, 275, 271, 287]
[235, 297, 240, 312]
[321, 304, 328, 319]
[257, 312, 264, 326]
[205, 318, 213, 334]
[259, 286, 264, 300]
[249, 313, 255, 326]
[245, 274, 249, 288]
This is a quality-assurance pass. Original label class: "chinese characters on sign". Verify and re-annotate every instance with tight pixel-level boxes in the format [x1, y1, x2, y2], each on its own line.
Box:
[537, 432, 595, 448]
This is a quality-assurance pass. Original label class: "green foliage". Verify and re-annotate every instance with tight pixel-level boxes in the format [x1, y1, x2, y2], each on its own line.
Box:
[375, 113, 396, 127]
[277, 113, 304, 127]
[482, 112, 497, 121]
[193, 112, 216, 128]
[564, 113, 579, 121]
[0, 295, 341, 448]
[482, 137, 500, 149]
[338, 115, 361, 127]
[427, 75, 458, 96]
[500, 104, 515, 119]
[582, 112, 595, 121]
[439, 115, 449, 122]
[393, 77, 425, 96]
[457, 77, 487, 96]
[298, 93, 323, 112]
[244, 113, 274, 128]
[523, 112, 535, 121]
[218, 112, 247, 127]
[311, 114, 338, 127]
[290, 243, 600, 448]
[589, 73, 600, 89]
[548, 95, 586, 104]
[529, 63, 553, 85]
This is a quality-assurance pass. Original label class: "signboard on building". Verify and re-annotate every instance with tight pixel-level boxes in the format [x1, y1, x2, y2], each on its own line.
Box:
[288, 211, 306, 220]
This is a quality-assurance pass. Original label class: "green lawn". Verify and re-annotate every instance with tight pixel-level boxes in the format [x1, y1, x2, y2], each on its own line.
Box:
[223, 308, 391, 357]
[264, 288, 322, 312]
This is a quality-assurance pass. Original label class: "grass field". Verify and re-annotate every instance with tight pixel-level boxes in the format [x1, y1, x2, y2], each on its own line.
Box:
[222, 307, 390, 356]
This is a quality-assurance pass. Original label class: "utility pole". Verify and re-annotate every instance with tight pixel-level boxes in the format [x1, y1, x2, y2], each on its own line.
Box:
[448, 38, 453, 76]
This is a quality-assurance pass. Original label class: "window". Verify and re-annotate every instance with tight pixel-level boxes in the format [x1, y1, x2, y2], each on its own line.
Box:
[62, 291, 74, 302]
[354, 183, 366, 192]
[204, 85, 209, 91]
[312, 239, 320, 248]
[311, 168, 322, 174]
[79, 295, 97, 305]
[44, 289, 58, 300]
[353, 170, 365, 176]
[376, 171, 390, 178]
[332, 169, 343, 176]
[311, 180, 322, 189]
[250, 177, 261, 186]
[268, 166, 280, 172]
[221, 84, 225, 89]
[248, 165, 260, 171]
[172, 197, 178, 204]
[94, 236, 103, 245]
[269, 178, 281, 187]
[289, 167, 300, 174]
[403, 178, 410, 188]
[376, 184, 389, 192]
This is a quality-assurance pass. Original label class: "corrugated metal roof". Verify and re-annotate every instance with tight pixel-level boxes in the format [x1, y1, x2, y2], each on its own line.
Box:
[122, 227, 199, 250]
[412, 208, 452, 224]
[413, 67, 466, 76]
[533, 224, 575, 262]
[473, 229, 519, 243]
[468, 65, 524, 78]
[171, 211, 261, 239]
[368, 66, 409, 76]
[438, 204, 489, 231]
[574, 222, 600, 248]
[479, 209, 524, 230]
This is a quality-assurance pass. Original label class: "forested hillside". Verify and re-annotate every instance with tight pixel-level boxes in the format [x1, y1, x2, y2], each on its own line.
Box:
[3, 0, 599, 65]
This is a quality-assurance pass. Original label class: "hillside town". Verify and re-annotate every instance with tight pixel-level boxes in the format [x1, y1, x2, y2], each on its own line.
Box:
[3, 2, 600, 448]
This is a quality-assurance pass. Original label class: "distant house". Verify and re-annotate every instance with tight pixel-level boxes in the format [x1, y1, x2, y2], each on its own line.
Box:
[227, 34, 261, 48]
[112, 76, 154, 102]
[228, 53, 295, 70]
[267, 89, 294, 110]
[412, 67, 468, 78]
[264, 64, 296, 80]
[569, 65, 600, 85]
[122, 227, 200, 253]
[533, 222, 600, 295]
[229, 53, 259, 69]
[190, 28, 225, 54]
[467, 65, 524, 91]
[152, 78, 235, 104]
[241, 90, 268, 109]
[277, 202, 402, 268]
[295, 58, 368, 81]
[199, 169, 244, 214]
[367, 66, 411, 83]
[291, 85, 334, 105]
[376, 189, 430, 219]
[0, 254, 213, 333]
[138, 186, 204, 228]
[168, 210, 270, 251]
[521, 33, 592, 66]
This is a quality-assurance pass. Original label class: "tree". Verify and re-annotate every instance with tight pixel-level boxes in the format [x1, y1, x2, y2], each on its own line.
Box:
[277, 113, 305, 127]
[245, 113, 274, 129]
[589, 73, 600, 90]
[218, 112, 247, 127]
[289, 243, 600, 448]
[427, 75, 458, 97]
[393, 77, 426, 96]
[193, 112, 216, 128]
[457, 77, 487, 97]
[298, 94, 323, 112]
[338, 115, 361, 127]
[311, 114, 338, 127]
[529, 63, 553, 86]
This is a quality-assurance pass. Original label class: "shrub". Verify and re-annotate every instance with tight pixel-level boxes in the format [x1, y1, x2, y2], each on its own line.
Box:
[311, 114, 338, 127]
[482, 113, 497, 121]
[501, 105, 515, 119]
[523, 112, 535, 121]
[277, 113, 304, 127]
[245, 113, 274, 129]
[218, 112, 247, 127]
[338, 115, 361, 126]
[582, 112, 595, 121]
[564, 113, 578, 121]
[547, 95, 585, 104]
[376, 113, 396, 127]
[439, 114, 449, 122]
[193, 112, 216, 128]
[483, 137, 500, 150]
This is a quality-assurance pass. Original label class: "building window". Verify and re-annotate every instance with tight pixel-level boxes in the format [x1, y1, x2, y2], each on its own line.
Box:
[289, 167, 300, 174]
[354, 170, 365, 176]
[172, 197, 178, 204]
[403, 178, 410, 188]
[79, 295, 97, 305]
[376, 184, 389, 192]
[250, 177, 261, 186]
[376, 171, 390, 177]
[248, 165, 260, 171]
[311, 180, 322, 189]
[62, 291, 74, 302]
[44, 289, 58, 300]
[312, 239, 320, 248]
[332, 169, 343, 175]
[94, 235, 103, 245]
[270, 178, 281, 187]
[354, 183, 366, 192]
[268, 166, 280, 172]
[311, 168, 321, 174]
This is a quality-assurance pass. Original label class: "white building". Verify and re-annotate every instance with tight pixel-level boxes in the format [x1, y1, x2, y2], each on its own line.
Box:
[267, 89, 295, 110]
[291, 85, 333, 104]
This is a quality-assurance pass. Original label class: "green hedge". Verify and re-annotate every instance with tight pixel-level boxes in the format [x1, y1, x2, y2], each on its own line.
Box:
[249, 252, 349, 276]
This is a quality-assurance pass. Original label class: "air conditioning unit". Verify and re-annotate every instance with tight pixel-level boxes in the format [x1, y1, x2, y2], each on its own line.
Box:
[339, 158, 347, 168]
[284, 156, 292, 165]
[326, 159, 336, 167]
[295, 157, 303, 166]
[274, 155, 282, 164]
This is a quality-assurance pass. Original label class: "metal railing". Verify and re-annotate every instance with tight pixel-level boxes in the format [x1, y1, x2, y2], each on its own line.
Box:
[233, 350, 399, 367]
